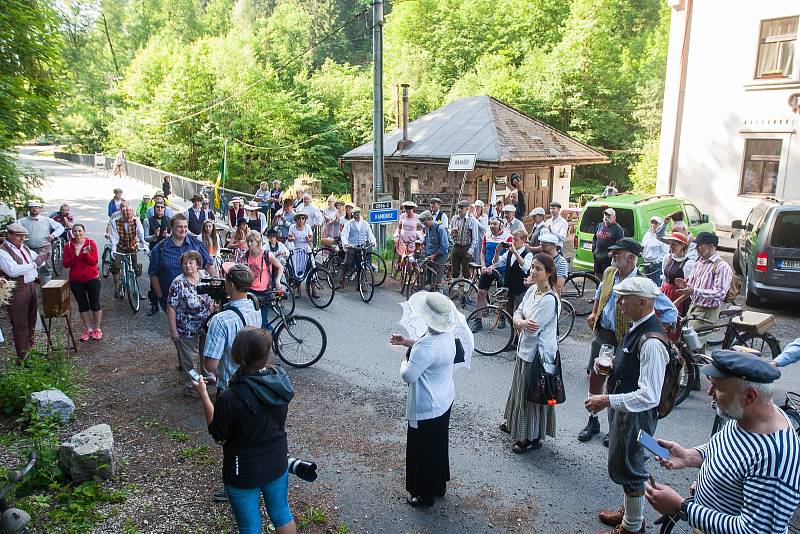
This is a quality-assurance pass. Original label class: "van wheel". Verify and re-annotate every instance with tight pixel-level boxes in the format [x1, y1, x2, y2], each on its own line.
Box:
[732, 250, 742, 274]
[743, 270, 762, 307]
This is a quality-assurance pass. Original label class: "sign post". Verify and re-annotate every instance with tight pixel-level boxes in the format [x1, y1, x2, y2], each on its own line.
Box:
[448, 153, 477, 204]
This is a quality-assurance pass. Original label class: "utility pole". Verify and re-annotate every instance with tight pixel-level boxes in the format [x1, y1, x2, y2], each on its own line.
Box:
[372, 0, 384, 203]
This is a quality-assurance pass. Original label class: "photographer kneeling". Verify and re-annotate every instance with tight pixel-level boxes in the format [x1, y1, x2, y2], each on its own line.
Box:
[192, 327, 297, 534]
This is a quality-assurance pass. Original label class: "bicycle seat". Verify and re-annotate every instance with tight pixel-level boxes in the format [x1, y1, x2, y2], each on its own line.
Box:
[719, 306, 743, 318]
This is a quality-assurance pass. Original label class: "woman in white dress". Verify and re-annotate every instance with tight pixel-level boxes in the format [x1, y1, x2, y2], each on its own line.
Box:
[287, 212, 314, 295]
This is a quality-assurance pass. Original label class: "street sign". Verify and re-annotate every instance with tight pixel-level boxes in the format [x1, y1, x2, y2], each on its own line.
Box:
[368, 208, 399, 224]
[372, 200, 393, 210]
[448, 153, 477, 172]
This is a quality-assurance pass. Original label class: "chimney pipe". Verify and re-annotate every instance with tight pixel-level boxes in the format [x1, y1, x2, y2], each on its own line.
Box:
[397, 83, 412, 151]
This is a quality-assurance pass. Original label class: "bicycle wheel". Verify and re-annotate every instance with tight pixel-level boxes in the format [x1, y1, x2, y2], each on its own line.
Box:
[314, 246, 337, 267]
[326, 254, 343, 281]
[358, 263, 375, 303]
[729, 332, 781, 359]
[101, 248, 112, 278]
[281, 286, 296, 316]
[656, 513, 694, 534]
[369, 252, 387, 287]
[562, 272, 599, 316]
[306, 267, 335, 309]
[274, 315, 327, 368]
[467, 305, 514, 356]
[126, 264, 140, 312]
[51, 242, 62, 277]
[448, 279, 478, 312]
[782, 405, 800, 435]
[674, 350, 699, 407]
[558, 299, 575, 343]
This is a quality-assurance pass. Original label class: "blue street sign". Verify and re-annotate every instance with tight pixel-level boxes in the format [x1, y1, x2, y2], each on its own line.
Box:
[368, 208, 399, 224]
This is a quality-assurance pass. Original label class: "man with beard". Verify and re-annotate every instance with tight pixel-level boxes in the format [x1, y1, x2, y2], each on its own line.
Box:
[645, 350, 800, 534]
[580, 238, 677, 446]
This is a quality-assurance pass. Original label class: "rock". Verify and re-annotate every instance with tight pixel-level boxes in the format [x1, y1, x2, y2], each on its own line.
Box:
[58, 424, 115, 482]
[31, 389, 75, 423]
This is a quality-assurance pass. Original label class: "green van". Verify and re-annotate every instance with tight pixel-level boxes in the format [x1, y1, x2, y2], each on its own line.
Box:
[572, 194, 715, 272]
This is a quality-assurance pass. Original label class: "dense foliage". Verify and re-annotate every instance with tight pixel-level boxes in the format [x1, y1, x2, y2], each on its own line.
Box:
[45, 0, 669, 197]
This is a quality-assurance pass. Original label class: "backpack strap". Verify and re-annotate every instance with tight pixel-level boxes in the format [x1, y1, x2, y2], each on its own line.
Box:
[637, 331, 671, 353]
[222, 302, 247, 327]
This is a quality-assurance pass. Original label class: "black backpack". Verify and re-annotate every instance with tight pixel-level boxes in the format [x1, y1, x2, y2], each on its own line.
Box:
[638, 332, 680, 419]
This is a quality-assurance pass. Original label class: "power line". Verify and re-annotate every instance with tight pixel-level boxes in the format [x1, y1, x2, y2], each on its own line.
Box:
[231, 125, 343, 151]
[148, 6, 370, 127]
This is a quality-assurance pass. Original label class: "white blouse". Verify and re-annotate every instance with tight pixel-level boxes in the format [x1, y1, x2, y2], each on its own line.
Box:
[514, 287, 560, 371]
[400, 330, 456, 428]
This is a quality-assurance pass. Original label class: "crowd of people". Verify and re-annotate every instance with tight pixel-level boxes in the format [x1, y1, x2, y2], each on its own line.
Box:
[3, 173, 800, 534]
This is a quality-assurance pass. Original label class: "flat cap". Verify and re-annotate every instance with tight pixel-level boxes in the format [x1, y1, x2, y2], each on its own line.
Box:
[650, 215, 663, 224]
[529, 207, 546, 216]
[351, 207, 361, 215]
[702, 349, 781, 384]
[5, 223, 29, 235]
[502, 204, 516, 213]
[473, 200, 484, 207]
[457, 200, 470, 208]
[418, 210, 433, 222]
[612, 276, 660, 299]
[538, 232, 559, 245]
[695, 231, 719, 246]
[549, 201, 561, 208]
[429, 197, 442, 204]
[27, 200, 42, 208]
[608, 237, 643, 256]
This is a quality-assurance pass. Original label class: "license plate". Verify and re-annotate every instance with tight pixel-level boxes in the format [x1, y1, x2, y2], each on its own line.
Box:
[581, 240, 593, 250]
[779, 259, 800, 271]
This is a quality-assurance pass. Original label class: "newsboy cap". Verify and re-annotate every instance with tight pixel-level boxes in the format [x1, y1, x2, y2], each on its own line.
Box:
[612, 276, 661, 299]
[701, 349, 781, 384]
[694, 231, 719, 246]
[608, 237, 643, 257]
[4, 223, 29, 235]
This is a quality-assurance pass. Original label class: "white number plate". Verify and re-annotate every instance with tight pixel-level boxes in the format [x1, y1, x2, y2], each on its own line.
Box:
[581, 241, 593, 250]
[779, 259, 800, 270]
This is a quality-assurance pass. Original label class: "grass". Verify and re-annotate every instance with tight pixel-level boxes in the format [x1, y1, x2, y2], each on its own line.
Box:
[180, 444, 216, 466]
[297, 505, 327, 529]
[0, 348, 80, 414]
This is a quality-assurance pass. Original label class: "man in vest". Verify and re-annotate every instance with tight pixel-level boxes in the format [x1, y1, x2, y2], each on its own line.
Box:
[109, 204, 146, 298]
[580, 238, 677, 445]
[526, 207, 547, 254]
[17, 200, 65, 285]
[419, 210, 449, 290]
[144, 202, 171, 315]
[449, 200, 479, 280]
[184, 194, 214, 236]
[585, 276, 670, 534]
[338, 207, 377, 287]
[428, 197, 448, 227]
[501, 204, 524, 234]
[0, 223, 48, 360]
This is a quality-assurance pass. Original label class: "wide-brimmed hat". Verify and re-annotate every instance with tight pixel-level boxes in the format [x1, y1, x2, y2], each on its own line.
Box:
[4, 223, 29, 235]
[295, 211, 309, 219]
[409, 291, 456, 333]
[244, 201, 260, 210]
[345, 202, 356, 208]
[665, 232, 689, 245]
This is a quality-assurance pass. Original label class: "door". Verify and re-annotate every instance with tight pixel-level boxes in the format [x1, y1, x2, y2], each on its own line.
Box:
[524, 168, 551, 212]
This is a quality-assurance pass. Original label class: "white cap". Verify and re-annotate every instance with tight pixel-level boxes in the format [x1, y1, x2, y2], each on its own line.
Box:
[502, 204, 516, 213]
[27, 200, 42, 208]
[613, 277, 660, 299]
[650, 215, 663, 224]
[473, 200, 484, 207]
[603, 207, 616, 216]
[529, 207, 546, 217]
[538, 233, 559, 244]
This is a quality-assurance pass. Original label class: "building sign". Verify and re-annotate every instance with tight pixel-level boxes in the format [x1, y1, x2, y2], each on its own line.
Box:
[447, 153, 477, 172]
[372, 201, 393, 210]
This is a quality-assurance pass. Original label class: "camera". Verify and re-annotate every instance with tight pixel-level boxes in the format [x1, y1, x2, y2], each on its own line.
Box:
[288, 456, 317, 482]
[196, 277, 227, 301]
[500, 242, 510, 248]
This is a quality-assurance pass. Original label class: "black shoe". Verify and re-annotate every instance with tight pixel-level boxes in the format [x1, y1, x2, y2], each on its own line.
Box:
[603, 432, 609, 448]
[213, 488, 228, 502]
[147, 304, 159, 317]
[578, 416, 600, 442]
[470, 319, 483, 333]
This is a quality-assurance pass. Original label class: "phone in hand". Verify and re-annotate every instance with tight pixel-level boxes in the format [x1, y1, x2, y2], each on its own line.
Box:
[638, 430, 669, 459]
[187, 369, 203, 383]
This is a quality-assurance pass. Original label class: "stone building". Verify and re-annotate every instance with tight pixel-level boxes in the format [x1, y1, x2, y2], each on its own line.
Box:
[340, 95, 607, 216]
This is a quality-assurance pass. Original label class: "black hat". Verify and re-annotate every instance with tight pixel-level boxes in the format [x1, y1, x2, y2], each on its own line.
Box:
[510, 173, 521, 184]
[549, 201, 561, 208]
[266, 228, 279, 237]
[702, 350, 781, 384]
[695, 231, 719, 246]
[608, 237, 643, 256]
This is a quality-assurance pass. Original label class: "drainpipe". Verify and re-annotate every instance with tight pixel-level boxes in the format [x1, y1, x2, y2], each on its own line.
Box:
[668, 0, 693, 194]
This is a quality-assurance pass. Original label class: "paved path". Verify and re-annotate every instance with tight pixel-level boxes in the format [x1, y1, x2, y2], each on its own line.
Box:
[22, 151, 800, 532]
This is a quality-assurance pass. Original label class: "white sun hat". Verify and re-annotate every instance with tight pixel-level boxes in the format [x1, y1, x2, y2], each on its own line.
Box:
[408, 291, 456, 333]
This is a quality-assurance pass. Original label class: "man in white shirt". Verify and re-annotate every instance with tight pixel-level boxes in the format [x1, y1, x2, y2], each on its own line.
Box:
[544, 201, 569, 250]
[0, 223, 47, 359]
[338, 207, 376, 286]
[17, 200, 64, 285]
[298, 194, 324, 227]
[585, 277, 669, 534]
[502, 204, 524, 234]
[641, 216, 669, 284]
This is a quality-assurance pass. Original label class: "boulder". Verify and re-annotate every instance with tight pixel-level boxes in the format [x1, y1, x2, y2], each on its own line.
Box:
[58, 424, 115, 482]
[31, 389, 75, 423]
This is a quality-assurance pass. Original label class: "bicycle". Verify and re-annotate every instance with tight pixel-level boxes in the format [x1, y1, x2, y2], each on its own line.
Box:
[101, 244, 112, 278]
[115, 251, 142, 313]
[402, 257, 448, 299]
[0, 452, 37, 534]
[561, 263, 600, 317]
[50, 236, 65, 277]
[284, 248, 335, 309]
[327, 244, 376, 303]
[264, 289, 327, 368]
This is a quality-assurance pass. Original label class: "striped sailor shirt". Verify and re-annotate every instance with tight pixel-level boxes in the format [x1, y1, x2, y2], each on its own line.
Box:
[686, 253, 733, 308]
[687, 413, 800, 534]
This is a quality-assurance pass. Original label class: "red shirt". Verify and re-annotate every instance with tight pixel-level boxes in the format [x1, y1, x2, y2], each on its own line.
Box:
[62, 239, 100, 283]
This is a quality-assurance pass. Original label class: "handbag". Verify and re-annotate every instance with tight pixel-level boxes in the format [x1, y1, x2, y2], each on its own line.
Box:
[525, 292, 566, 406]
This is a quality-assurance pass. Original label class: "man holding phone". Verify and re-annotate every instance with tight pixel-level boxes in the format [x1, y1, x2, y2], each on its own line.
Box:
[645, 350, 800, 534]
[584, 277, 670, 534]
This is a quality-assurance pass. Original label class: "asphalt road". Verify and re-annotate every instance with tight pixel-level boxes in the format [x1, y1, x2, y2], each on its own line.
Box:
[22, 150, 800, 532]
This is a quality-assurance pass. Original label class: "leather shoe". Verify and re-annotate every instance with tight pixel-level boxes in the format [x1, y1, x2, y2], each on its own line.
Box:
[595, 521, 646, 534]
[603, 432, 609, 447]
[598, 508, 624, 527]
[147, 304, 159, 317]
[578, 416, 600, 442]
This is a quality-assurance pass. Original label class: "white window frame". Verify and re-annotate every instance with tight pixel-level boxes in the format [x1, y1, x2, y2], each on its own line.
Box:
[745, 15, 800, 91]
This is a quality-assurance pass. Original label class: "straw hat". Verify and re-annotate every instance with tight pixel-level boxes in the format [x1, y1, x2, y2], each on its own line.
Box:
[409, 291, 456, 333]
[244, 201, 260, 211]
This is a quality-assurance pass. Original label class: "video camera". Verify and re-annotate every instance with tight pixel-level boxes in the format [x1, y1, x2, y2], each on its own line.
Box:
[196, 277, 228, 302]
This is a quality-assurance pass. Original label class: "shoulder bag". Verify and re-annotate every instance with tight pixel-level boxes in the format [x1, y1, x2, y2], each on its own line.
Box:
[526, 293, 566, 406]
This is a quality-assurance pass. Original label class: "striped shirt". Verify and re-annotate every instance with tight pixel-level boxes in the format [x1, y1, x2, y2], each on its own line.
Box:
[688, 413, 800, 534]
[554, 253, 568, 279]
[686, 253, 733, 308]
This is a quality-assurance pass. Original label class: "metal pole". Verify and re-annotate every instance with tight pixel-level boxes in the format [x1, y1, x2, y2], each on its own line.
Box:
[372, 0, 385, 251]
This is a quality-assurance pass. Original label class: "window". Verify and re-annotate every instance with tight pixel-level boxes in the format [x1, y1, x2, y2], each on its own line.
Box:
[579, 207, 634, 239]
[684, 203, 702, 225]
[755, 17, 797, 79]
[741, 139, 781, 195]
[771, 210, 800, 249]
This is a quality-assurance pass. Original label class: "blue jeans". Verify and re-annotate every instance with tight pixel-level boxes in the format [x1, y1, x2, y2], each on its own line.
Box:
[226, 470, 293, 532]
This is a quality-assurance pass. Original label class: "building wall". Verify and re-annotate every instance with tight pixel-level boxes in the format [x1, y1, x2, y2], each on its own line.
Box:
[657, 0, 800, 227]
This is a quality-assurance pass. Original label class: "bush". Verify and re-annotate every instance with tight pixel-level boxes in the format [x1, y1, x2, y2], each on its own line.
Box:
[0, 349, 78, 414]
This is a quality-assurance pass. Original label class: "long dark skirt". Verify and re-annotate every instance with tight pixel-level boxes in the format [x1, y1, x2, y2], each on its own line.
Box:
[406, 406, 452, 499]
